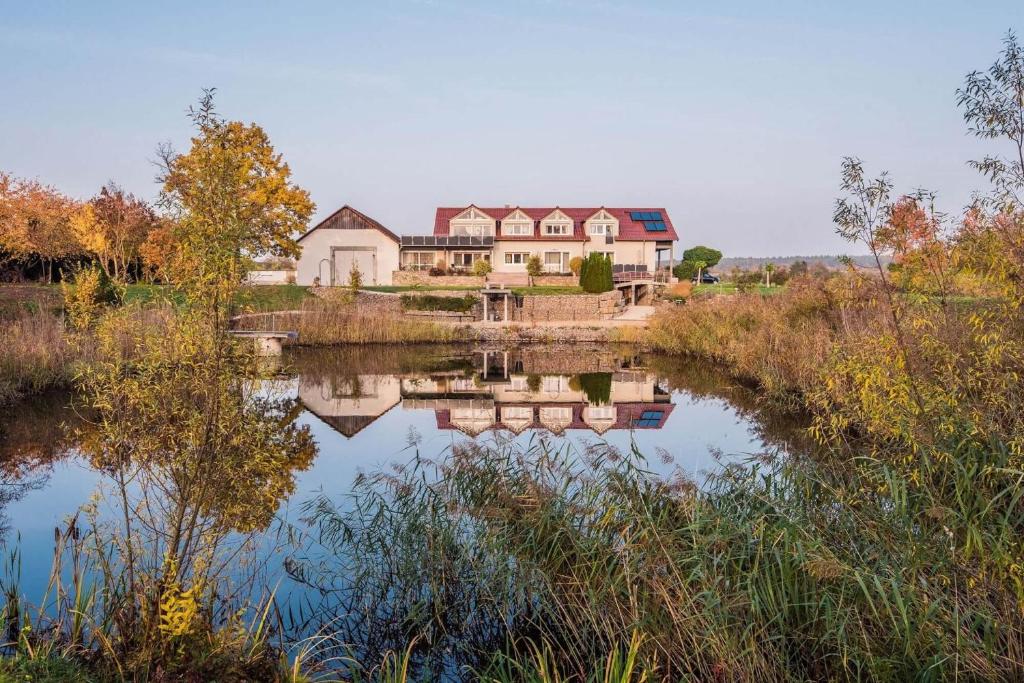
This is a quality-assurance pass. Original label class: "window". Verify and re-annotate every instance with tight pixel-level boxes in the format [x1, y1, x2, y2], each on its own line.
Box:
[542, 376, 567, 392]
[502, 222, 532, 236]
[452, 378, 476, 391]
[544, 252, 563, 272]
[452, 252, 484, 267]
[590, 251, 614, 264]
[586, 405, 616, 420]
[539, 407, 572, 422]
[589, 223, 611, 235]
[402, 251, 436, 270]
[505, 252, 529, 265]
[544, 223, 570, 236]
[451, 223, 491, 237]
[502, 406, 532, 421]
[509, 376, 529, 391]
[635, 410, 663, 427]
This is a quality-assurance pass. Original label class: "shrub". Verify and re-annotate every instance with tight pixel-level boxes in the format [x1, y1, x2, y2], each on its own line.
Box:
[62, 265, 121, 329]
[472, 259, 493, 277]
[577, 372, 612, 404]
[569, 256, 583, 276]
[673, 261, 698, 281]
[429, 260, 447, 276]
[348, 264, 363, 291]
[580, 253, 612, 293]
[526, 254, 543, 278]
[668, 281, 692, 299]
[400, 294, 478, 313]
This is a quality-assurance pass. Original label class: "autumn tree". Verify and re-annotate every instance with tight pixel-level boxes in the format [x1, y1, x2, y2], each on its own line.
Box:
[157, 90, 314, 321]
[137, 218, 177, 283]
[0, 171, 81, 282]
[72, 182, 160, 283]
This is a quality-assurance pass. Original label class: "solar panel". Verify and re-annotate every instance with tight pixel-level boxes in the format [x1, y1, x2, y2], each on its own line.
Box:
[629, 211, 645, 220]
[649, 211, 662, 220]
[642, 220, 667, 232]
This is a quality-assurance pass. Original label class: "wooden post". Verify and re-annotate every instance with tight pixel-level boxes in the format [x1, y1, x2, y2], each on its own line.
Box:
[503, 293, 509, 321]
[483, 295, 488, 321]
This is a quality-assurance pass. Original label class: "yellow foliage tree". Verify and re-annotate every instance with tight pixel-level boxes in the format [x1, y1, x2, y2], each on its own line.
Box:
[157, 90, 315, 319]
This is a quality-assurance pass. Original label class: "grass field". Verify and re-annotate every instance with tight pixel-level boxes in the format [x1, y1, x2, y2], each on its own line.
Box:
[692, 282, 781, 295]
[2, 283, 314, 312]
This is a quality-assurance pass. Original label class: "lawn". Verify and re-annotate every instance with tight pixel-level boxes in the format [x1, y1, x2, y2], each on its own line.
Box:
[123, 283, 313, 311]
[3, 283, 314, 313]
[692, 282, 782, 296]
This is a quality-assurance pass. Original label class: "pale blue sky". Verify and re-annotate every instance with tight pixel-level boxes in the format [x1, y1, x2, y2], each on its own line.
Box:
[2, 1, 1021, 255]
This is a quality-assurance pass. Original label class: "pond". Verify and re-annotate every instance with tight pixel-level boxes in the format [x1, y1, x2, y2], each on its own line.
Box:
[0, 343, 813, 673]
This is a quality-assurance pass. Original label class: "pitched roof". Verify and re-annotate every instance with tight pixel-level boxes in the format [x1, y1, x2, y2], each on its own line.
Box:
[297, 205, 399, 244]
[433, 207, 678, 241]
[434, 402, 675, 435]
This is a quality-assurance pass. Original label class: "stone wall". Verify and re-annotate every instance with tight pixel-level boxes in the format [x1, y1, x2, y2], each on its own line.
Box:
[392, 271, 485, 286]
[532, 274, 578, 287]
[511, 290, 622, 322]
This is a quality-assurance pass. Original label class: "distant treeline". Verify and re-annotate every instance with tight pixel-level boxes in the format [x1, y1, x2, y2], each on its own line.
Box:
[718, 254, 890, 271]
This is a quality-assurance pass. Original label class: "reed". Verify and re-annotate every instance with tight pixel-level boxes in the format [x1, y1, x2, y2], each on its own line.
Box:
[0, 309, 75, 405]
[235, 298, 464, 345]
[288, 434, 1024, 681]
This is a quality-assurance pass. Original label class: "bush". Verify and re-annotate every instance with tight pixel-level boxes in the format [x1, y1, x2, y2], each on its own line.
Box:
[673, 261, 698, 281]
[429, 260, 447, 276]
[526, 254, 543, 278]
[62, 265, 121, 329]
[668, 281, 692, 300]
[569, 256, 584, 276]
[472, 259, 493, 277]
[348, 264, 363, 291]
[577, 372, 612, 404]
[580, 253, 613, 293]
[400, 294, 478, 313]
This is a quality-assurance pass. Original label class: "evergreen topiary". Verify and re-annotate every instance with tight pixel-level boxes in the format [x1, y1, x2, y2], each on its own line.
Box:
[580, 253, 613, 293]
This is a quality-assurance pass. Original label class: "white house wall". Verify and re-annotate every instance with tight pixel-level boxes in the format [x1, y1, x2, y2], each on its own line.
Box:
[295, 228, 400, 286]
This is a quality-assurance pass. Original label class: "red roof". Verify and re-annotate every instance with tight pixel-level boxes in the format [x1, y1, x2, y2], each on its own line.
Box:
[433, 207, 678, 241]
[434, 402, 674, 435]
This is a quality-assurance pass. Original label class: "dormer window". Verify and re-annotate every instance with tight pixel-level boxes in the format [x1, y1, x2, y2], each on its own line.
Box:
[500, 208, 533, 237]
[584, 209, 618, 239]
[541, 209, 573, 237]
[449, 206, 495, 237]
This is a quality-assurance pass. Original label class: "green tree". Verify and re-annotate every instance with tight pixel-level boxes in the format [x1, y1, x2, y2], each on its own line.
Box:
[580, 253, 612, 293]
[681, 246, 722, 269]
[526, 254, 543, 279]
[157, 89, 315, 321]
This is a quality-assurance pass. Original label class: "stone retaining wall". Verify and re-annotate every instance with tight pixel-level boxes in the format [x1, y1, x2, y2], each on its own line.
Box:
[403, 309, 477, 322]
[392, 271, 485, 286]
[511, 290, 622, 322]
[532, 274, 578, 286]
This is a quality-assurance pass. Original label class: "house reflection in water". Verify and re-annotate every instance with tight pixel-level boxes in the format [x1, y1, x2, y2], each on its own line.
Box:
[297, 349, 673, 439]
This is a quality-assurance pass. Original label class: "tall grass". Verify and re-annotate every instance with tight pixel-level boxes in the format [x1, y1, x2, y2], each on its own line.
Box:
[645, 277, 843, 405]
[287, 435, 1024, 680]
[234, 298, 464, 345]
[0, 310, 74, 405]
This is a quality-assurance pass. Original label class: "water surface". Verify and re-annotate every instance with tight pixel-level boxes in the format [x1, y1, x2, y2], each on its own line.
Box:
[0, 343, 812, 629]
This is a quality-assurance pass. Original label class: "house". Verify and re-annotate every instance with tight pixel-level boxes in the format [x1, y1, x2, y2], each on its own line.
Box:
[294, 205, 400, 286]
[294, 204, 678, 286]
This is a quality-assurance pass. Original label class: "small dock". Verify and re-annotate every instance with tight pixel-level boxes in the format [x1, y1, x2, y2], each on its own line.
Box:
[228, 330, 298, 356]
